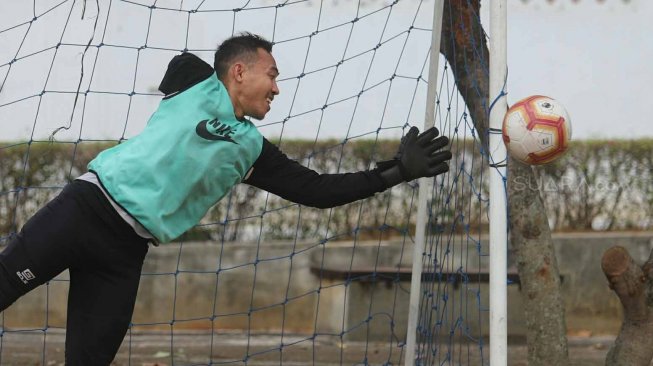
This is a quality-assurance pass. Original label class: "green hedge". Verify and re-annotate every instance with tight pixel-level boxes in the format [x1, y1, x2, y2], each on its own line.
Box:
[535, 139, 653, 231]
[1, 139, 651, 242]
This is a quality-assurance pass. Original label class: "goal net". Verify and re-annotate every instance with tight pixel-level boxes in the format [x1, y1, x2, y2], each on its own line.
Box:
[0, 0, 493, 364]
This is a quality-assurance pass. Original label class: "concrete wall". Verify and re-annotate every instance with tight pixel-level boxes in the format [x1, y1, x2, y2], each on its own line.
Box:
[3, 232, 652, 341]
[553, 232, 653, 335]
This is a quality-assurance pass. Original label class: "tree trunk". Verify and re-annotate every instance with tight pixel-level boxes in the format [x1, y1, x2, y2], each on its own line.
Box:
[507, 156, 569, 366]
[440, 0, 489, 150]
[441, 1, 569, 364]
[602, 246, 653, 366]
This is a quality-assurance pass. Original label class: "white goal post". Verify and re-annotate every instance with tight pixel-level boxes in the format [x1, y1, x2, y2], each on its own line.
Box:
[0, 1, 507, 365]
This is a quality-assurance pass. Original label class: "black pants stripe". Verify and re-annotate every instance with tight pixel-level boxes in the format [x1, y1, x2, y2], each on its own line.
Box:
[0, 180, 149, 365]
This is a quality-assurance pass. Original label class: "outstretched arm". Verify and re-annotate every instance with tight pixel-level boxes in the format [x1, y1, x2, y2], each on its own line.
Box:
[243, 138, 387, 209]
[244, 127, 451, 209]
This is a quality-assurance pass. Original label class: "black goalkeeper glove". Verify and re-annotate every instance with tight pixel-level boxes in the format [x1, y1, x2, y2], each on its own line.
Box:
[377, 126, 452, 187]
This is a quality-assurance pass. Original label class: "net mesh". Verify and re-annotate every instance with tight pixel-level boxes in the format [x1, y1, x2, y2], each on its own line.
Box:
[0, 0, 491, 364]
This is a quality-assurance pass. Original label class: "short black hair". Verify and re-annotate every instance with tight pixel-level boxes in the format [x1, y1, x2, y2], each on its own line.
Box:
[214, 32, 273, 81]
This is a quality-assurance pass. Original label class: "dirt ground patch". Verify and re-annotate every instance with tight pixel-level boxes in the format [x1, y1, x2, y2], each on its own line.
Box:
[0, 329, 611, 365]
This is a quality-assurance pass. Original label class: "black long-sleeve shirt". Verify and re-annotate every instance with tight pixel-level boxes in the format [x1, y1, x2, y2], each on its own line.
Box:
[244, 138, 387, 208]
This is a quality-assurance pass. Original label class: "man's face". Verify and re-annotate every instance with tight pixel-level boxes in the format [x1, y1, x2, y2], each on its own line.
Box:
[240, 48, 280, 120]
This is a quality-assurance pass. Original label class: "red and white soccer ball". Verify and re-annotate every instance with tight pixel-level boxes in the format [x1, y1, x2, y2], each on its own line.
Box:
[502, 95, 572, 165]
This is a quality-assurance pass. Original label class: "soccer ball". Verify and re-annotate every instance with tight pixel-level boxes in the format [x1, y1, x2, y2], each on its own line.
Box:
[502, 95, 572, 165]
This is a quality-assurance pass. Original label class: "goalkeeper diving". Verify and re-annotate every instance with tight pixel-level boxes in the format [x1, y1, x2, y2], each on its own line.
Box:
[0, 32, 452, 365]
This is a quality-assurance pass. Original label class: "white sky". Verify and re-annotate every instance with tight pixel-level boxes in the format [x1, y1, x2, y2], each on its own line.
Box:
[503, 0, 651, 140]
[0, 0, 650, 142]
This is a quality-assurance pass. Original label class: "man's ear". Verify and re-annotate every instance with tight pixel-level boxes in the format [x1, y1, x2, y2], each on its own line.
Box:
[231, 62, 246, 83]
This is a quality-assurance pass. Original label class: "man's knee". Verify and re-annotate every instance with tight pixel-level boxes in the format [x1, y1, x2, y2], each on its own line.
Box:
[0, 237, 46, 310]
[65, 313, 131, 365]
[0, 261, 26, 311]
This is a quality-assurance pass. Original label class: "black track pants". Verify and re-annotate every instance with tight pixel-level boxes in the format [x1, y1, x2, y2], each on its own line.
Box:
[0, 180, 149, 365]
